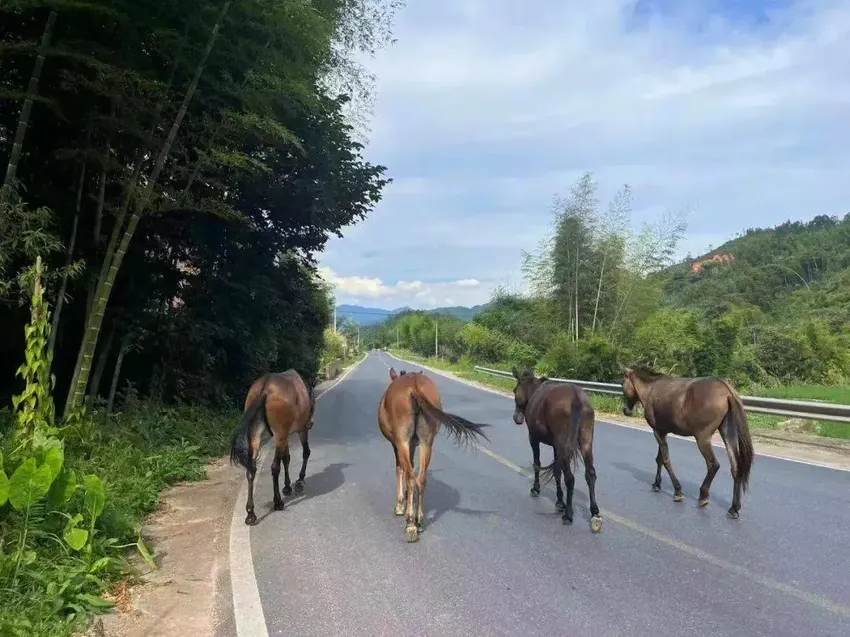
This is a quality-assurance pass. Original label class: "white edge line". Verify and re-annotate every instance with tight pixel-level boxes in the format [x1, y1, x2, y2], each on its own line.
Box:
[229, 357, 366, 637]
[383, 352, 850, 474]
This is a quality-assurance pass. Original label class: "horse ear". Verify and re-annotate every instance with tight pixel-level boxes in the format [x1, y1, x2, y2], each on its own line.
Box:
[511, 366, 520, 379]
[389, 367, 398, 380]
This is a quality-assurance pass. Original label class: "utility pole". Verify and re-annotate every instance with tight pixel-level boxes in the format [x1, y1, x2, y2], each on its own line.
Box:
[435, 320, 439, 357]
[333, 305, 337, 333]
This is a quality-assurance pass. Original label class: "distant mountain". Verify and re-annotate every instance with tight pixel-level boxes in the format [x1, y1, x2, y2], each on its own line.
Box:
[336, 303, 490, 326]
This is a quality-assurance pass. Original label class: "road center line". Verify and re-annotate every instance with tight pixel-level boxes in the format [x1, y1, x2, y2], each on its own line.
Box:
[475, 444, 850, 619]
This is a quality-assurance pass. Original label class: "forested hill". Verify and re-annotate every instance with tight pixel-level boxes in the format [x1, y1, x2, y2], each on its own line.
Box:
[661, 213, 850, 331]
[369, 173, 850, 390]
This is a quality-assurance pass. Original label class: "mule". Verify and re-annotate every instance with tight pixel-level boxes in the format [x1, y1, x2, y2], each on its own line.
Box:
[621, 367, 754, 519]
[512, 367, 602, 532]
[379, 367, 490, 542]
[229, 370, 315, 525]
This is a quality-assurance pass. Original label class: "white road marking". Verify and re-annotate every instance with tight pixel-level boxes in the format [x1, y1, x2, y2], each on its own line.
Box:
[229, 357, 366, 637]
[383, 352, 850, 473]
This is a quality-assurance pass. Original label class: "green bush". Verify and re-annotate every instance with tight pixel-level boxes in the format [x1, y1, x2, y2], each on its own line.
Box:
[504, 341, 540, 369]
[456, 323, 510, 363]
[538, 333, 620, 382]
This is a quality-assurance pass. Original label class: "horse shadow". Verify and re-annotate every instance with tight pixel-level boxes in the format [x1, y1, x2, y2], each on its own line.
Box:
[419, 473, 501, 531]
[611, 460, 733, 512]
[256, 462, 350, 523]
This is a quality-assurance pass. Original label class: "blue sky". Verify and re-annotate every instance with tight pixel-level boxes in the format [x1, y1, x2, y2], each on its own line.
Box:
[318, 0, 850, 310]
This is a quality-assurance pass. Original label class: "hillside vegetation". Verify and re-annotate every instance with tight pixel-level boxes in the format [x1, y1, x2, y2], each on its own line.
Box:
[366, 172, 850, 394]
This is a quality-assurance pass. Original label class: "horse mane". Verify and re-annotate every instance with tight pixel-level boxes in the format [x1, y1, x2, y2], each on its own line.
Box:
[630, 366, 665, 381]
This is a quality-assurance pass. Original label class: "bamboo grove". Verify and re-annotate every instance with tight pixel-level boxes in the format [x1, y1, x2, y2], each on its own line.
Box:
[1, 0, 399, 412]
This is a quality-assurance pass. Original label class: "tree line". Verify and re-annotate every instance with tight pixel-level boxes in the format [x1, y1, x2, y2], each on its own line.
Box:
[367, 172, 850, 390]
[1, 0, 398, 414]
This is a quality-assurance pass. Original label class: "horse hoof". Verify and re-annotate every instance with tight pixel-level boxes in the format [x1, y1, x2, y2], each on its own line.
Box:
[726, 509, 740, 520]
[405, 525, 419, 543]
[393, 506, 405, 516]
[245, 513, 258, 526]
[555, 501, 566, 512]
[651, 485, 661, 492]
[282, 486, 293, 496]
[530, 488, 540, 498]
[698, 498, 710, 508]
[562, 515, 573, 526]
[273, 500, 285, 511]
[294, 481, 305, 494]
[590, 516, 603, 534]
[673, 493, 685, 503]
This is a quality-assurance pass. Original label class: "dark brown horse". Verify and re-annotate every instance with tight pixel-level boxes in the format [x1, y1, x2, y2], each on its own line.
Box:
[621, 367, 754, 519]
[379, 367, 490, 542]
[511, 367, 602, 532]
[230, 370, 315, 525]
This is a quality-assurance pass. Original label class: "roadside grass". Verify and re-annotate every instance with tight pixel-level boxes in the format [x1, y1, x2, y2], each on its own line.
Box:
[0, 402, 238, 636]
[387, 349, 850, 441]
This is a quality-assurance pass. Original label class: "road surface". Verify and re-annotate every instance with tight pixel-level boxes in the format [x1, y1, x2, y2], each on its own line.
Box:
[237, 352, 850, 636]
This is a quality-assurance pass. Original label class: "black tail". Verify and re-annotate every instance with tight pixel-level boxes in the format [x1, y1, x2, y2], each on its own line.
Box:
[229, 391, 270, 469]
[410, 390, 490, 449]
[539, 402, 583, 485]
[722, 394, 754, 492]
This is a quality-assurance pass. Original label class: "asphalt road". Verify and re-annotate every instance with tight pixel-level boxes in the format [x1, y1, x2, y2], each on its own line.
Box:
[246, 352, 850, 636]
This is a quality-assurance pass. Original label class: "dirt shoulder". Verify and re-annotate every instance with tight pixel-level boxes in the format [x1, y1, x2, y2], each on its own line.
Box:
[83, 361, 363, 637]
[83, 456, 242, 637]
[390, 354, 850, 472]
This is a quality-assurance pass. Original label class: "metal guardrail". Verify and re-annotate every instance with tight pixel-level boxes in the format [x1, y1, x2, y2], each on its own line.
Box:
[474, 366, 850, 424]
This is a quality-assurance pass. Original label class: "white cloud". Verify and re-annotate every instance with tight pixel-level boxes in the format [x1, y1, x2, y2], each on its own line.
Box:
[319, 0, 850, 309]
[318, 267, 488, 309]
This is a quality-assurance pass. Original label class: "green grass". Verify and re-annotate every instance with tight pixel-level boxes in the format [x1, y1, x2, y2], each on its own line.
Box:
[0, 402, 239, 636]
[389, 349, 850, 441]
[753, 384, 850, 404]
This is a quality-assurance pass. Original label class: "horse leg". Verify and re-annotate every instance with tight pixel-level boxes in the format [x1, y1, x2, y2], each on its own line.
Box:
[529, 434, 542, 497]
[397, 440, 418, 542]
[244, 429, 262, 526]
[392, 443, 405, 516]
[561, 464, 575, 525]
[281, 446, 292, 496]
[654, 431, 684, 501]
[696, 432, 720, 508]
[294, 428, 310, 493]
[271, 443, 287, 511]
[553, 448, 566, 512]
[718, 428, 743, 519]
[416, 443, 433, 531]
[582, 447, 602, 533]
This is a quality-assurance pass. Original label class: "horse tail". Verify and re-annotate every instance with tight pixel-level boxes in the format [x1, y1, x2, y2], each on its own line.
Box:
[539, 402, 583, 485]
[230, 380, 271, 469]
[722, 392, 754, 492]
[410, 389, 490, 449]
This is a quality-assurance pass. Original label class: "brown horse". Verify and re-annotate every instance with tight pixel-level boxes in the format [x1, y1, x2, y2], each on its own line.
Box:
[621, 367, 754, 519]
[230, 370, 315, 526]
[378, 367, 490, 542]
[511, 367, 602, 532]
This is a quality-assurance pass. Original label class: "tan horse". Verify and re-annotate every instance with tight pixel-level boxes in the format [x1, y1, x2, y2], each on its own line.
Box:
[230, 370, 315, 526]
[378, 367, 490, 542]
[622, 367, 754, 519]
[511, 367, 602, 533]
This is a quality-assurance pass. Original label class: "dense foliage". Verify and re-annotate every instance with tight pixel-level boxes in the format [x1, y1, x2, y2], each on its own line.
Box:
[367, 172, 850, 390]
[1, 0, 395, 411]
[1, 1, 398, 633]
